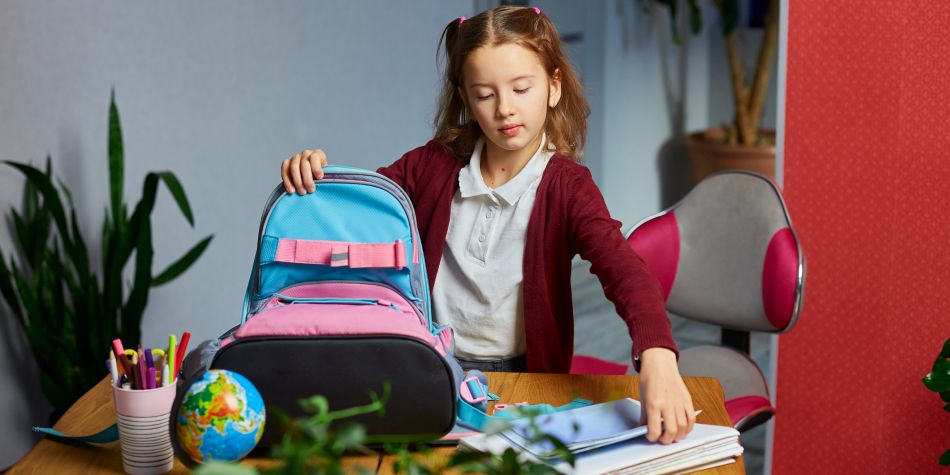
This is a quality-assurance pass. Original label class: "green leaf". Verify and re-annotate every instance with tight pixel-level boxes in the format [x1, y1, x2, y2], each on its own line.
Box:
[4, 162, 73, 254]
[108, 89, 124, 230]
[923, 358, 950, 392]
[156, 171, 195, 226]
[935, 338, 950, 369]
[121, 218, 152, 344]
[941, 447, 950, 466]
[0, 255, 24, 323]
[656, 0, 681, 45]
[687, 0, 702, 35]
[151, 235, 213, 286]
[332, 423, 366, 451]
[720, 0, 740, 36]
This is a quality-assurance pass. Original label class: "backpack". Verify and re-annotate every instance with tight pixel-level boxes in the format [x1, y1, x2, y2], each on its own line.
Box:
[175, 166, 464, 447]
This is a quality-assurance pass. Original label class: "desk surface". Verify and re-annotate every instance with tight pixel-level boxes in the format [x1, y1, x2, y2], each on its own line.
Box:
[10, 373, 744, 474]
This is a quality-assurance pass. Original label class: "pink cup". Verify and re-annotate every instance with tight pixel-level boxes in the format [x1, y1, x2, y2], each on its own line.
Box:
[112, 383, 177, 475]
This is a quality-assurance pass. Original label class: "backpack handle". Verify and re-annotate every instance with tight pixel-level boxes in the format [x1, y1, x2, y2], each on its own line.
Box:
[267, 238, 407, 270]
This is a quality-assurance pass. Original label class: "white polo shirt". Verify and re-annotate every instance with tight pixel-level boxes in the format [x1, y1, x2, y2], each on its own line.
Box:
[432, 136, 554, 360]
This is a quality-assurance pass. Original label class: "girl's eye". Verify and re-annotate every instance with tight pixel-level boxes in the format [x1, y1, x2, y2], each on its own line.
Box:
[515, 88, 530, 94]
[476, 94, 494, 101]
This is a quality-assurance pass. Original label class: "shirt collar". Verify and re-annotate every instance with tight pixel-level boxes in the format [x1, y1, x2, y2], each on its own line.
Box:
[458, 135, 554, 205]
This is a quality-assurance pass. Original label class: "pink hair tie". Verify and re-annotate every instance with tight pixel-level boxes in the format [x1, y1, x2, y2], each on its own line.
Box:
[458, 16, 466, 24]
[532, 7, 541, 14]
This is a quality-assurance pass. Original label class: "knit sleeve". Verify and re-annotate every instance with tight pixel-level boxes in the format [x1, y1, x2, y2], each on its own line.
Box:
[565, 167, 679, 369]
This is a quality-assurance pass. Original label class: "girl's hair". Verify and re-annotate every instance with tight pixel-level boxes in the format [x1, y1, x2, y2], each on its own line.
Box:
[434, 6, 590, 161]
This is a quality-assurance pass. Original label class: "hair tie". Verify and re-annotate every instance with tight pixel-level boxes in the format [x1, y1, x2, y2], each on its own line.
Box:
[458, 16, 466, 24]
[532, 7, 541, 15]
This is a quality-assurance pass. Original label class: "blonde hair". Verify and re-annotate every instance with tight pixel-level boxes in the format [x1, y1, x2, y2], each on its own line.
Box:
[434, 5, 590, 161]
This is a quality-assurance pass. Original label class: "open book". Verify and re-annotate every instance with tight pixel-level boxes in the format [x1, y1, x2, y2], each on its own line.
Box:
[459, 398, 743, 475]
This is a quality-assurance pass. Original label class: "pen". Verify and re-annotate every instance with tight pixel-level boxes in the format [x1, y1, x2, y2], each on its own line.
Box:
[175, 331, 191, 377]
[163, 362, 170, 387]
[167, 335, 177, 384]
[147, 367, 156, 390]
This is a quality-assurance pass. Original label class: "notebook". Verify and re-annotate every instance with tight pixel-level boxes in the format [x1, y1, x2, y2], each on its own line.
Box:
[458, 398, 743, 475]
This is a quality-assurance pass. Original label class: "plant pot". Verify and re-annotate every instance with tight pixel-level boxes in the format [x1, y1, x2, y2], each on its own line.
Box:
[685, 128, 776, 184]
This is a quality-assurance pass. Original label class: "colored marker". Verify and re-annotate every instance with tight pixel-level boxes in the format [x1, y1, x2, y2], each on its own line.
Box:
[167, 335, 177, 383]
[112, 339, 130, 376]
[137, 348, 147, 390]
[144, 349, 155, 389]
[130, 353, 140, 390]
[175, 332, 191, 377]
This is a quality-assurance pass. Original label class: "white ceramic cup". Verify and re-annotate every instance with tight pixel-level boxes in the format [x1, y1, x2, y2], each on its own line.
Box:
[112, 383, 177, 475]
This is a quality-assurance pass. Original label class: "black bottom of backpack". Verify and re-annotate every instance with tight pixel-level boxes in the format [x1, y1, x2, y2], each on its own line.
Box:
[210, 335, 458, 447]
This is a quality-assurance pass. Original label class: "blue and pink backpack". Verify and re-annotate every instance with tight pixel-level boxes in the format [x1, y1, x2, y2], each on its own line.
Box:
[176, 166, 508, 446]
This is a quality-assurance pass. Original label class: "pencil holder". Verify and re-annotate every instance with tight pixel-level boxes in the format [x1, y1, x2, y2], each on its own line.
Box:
[112, 383, 177, 475]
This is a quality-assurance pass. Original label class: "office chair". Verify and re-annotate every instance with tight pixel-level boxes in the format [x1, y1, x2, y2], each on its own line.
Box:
[626, 170, 804, 432]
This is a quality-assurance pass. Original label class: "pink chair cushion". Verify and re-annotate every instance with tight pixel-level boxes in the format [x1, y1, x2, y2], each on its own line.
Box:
[724, 395, 773, 427]
[570, 355, 629, 375]
[762, 227, 799, 330]
[627, 212, 680, 301]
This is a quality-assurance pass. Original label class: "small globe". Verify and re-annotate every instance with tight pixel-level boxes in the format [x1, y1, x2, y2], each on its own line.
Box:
[175, 369, 266, 463]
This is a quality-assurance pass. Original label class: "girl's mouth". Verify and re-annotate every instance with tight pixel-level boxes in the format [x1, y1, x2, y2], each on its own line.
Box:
[498, 124, 522, 137]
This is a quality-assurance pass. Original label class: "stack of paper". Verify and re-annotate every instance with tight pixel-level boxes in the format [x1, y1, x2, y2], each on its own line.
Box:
[459, 398, 743, 474]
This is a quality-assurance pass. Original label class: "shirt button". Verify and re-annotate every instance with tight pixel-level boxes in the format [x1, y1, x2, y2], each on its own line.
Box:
[486, 210, 494, 218]
[478, 234, 486, 242]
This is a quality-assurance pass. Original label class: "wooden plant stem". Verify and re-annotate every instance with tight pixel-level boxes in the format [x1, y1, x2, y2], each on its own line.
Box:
[722, 0, 779, 146]
[724, 31, 751, 145]
[747, 0, 779, 144]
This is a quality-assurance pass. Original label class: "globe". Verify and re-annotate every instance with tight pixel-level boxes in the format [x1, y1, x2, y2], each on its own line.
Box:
[175, 369, 266, 463]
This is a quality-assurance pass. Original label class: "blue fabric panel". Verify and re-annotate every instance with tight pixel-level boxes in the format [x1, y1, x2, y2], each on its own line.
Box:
[260, 235, 279, 264]
[258, 182, 416, 303]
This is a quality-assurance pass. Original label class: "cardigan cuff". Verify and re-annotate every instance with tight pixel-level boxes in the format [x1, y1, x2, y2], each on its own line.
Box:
[630, 336, 680, 373]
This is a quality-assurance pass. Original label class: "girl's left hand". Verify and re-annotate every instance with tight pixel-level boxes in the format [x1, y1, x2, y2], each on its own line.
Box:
[637, 347, 696, 444]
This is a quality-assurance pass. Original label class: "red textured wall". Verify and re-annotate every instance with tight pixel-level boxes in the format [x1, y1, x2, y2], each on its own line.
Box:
[774, 1, 950, 472]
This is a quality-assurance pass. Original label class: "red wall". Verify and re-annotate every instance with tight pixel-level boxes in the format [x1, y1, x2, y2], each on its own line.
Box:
[774, 1, 950, 472]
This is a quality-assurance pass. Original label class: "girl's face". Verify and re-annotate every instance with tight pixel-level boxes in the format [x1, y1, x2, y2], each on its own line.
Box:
[461, 43, 561, 157]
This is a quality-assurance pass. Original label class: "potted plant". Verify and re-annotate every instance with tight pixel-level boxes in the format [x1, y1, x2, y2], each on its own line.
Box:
[922, 337, 950, 466]
[654, 0, 780, 183]
[0, 92, 213, 419]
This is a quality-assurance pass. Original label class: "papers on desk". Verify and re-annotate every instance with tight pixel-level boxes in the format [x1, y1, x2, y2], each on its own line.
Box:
[459, 398, 743, 475]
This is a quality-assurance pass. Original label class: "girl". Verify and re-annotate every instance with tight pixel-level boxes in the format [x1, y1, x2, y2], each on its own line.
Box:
[280, 6, 695, 444]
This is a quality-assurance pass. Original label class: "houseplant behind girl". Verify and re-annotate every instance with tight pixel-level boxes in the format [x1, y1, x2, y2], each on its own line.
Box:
[280, 5, 695, 445]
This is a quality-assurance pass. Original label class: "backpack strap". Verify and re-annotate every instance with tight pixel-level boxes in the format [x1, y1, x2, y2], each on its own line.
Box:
[265, 237, 407, 270]
[455, 370, 591, 432]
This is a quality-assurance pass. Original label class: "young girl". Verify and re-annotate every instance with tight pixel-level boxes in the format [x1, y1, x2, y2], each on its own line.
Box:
[280, 5, 695, 444]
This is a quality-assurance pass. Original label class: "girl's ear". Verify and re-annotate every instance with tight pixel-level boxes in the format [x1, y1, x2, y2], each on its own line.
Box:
[548, 68, 562, 109]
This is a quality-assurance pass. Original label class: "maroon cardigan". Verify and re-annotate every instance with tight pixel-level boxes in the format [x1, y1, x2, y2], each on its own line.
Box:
[378, 140, 677, 373]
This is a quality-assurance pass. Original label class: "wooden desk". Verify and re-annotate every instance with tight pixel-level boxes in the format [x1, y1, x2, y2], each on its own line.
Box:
[10, 373, 744, 474]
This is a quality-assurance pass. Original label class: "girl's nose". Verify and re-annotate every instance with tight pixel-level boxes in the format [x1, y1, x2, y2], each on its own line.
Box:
[496, 93, 514, 117]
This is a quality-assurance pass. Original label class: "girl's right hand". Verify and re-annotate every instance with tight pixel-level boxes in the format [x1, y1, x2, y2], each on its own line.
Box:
[281, 149, 328, 195]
